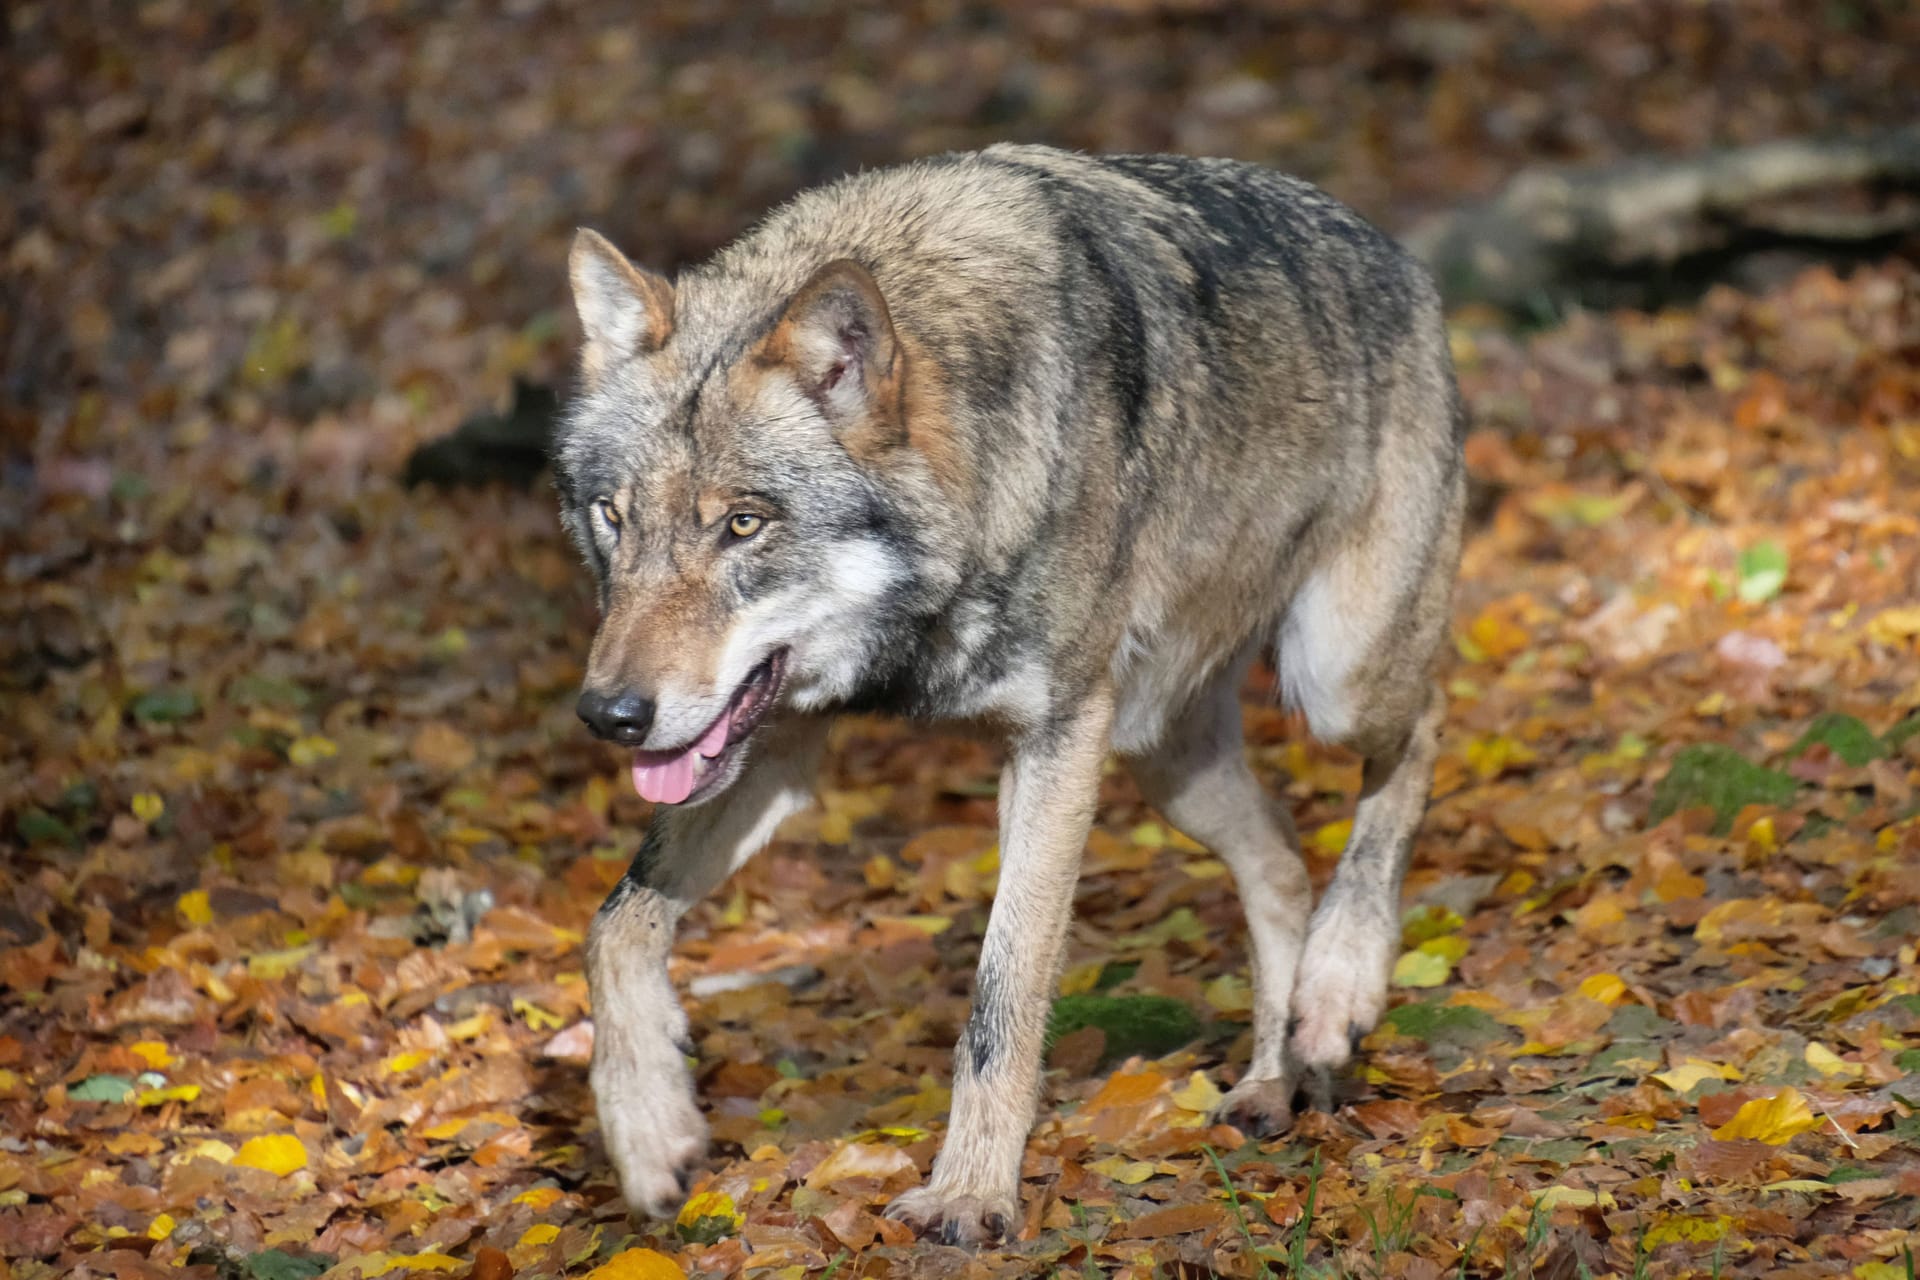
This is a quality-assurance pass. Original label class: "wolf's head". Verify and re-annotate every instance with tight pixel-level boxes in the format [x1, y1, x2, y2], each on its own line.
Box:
[554, 229, 952, 807]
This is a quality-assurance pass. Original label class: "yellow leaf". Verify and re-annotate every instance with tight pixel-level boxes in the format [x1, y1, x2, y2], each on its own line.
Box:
[1867, 605, 1920, 645]
[1747, 815, 1778, 855]
[1693, 690, 1730, 717]
[1710, 1087, 1821, 1144]
[1465, 733, 1537, 780]
[1130, 822, 1167, 847]
[446, 1011, 491, 1041]
[1204, 973, 1254, 1015]
[385, 1049, 433, 1074]
[132, 792, 164, 823]
[891, 914, 952, 936]
[147, 1213, 176, 1241]
[583, 1249, 685, 1280]
[136, 1084, 201, 1106]
[1761, 1179, 1832, 1193]
[176, 1138, 236, 1164]
[247, 944, 315, 979]
[1577, 974, 1627, 1006]
[355, 1253, 464, 1277]
[1856, 1262, 1916, 1280]
[1392, 949, 1452, 988]
[232, 1133, 307, 1176]
[420, 1117, 469, 1141]
[1642, 1215, 1730, 1248]
[846, 1125, 928, 1143]
[517, 1224, 561, 1248]
[513, 998, 565, 1031]
[1308, 819, 1351, 857]
[129, 1041, 173, 1070]
[1530, 1187, 1615, 1210]
[1419, 935, 1469, 964]
[676, 1189, 743, 1230]
[514, 1187, 565, 1211]
[1059, 961, 1104, 997]
[1805, 1042, 1864, 1080]
[177, 890, 213, 927]
[1170, 1071, 1222, 1114]
[1087, 1156, 1158, 1185]
[287, 735, 338, 767]
[1652, 1059, 1741, 1094]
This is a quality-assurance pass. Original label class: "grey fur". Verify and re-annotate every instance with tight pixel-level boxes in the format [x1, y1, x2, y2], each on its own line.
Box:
[560, 144, 1465, 1243]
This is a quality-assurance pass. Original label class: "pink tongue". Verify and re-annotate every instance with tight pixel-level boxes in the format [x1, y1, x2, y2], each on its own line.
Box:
[630, 710, 734, 805]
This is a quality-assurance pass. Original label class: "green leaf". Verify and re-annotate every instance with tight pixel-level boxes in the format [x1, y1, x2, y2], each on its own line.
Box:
[1380, 999, 1506, 1048]
[71, 1074, 136, 1103]
[129, 687, 200, 724]
[1789, 713, 1888, 767]
[1648, 744, 1799, 834]
[1114, 907, 1205, 949]
[225, 674, 313, 710]
[1736, 540, 1789, 603]
[1886, 713, 1920, 750]
[676, 1216, 735, 1246]
[244, 1251, 334, 1280]
[1048, 994, 1200, 1063]
[16, 808, 79, 848]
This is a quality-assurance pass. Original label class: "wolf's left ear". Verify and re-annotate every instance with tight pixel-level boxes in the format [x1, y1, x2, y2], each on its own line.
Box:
[569, 229, 674, 380]
[759, 259, 903, 443]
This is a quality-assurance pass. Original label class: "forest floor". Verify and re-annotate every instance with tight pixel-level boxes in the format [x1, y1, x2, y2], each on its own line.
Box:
[6, 3, 1920, 1278]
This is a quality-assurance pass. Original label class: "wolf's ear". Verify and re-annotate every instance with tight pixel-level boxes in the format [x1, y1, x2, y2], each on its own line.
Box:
[759, 259, 903, 440]
[569, 229, 674, 379]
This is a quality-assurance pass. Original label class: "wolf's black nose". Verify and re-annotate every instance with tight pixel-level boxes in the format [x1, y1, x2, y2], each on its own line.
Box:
[577, 689, 655, 745]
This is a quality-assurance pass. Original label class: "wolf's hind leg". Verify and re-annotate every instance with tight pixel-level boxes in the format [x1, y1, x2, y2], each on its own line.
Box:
[1126, 652, 1313, 1135]
[1289, 683, 1444, 1070]
[589, 717, 826, 1219]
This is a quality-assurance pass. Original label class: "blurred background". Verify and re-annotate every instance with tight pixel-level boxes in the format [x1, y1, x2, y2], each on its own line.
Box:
[6, 0, 1918, 476]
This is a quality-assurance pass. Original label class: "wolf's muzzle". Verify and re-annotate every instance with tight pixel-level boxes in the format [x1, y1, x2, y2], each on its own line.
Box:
[577, 688, 655, 745]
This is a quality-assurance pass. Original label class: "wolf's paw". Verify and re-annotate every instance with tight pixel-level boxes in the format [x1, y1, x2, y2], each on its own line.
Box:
[1290, 900, 1394, 1070]
[591, 1045, 708, 1220]
[884, 1186, 1017, 1247]
[1213, 1076, 1296, 1138]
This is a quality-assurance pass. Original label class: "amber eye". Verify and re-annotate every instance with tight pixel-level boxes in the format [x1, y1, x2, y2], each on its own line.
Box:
[596, 499, 621, 529]
[727, 513, 764, 539]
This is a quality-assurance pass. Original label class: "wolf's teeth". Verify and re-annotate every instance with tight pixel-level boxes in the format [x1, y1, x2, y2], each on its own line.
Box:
[691, 756, 707, 779]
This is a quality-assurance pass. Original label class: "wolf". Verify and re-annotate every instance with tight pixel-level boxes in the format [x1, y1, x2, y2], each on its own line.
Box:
[556, 143, 1464, 1245]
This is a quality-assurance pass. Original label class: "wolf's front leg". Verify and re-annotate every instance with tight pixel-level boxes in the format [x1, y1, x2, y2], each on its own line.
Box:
[588, 718, 826, 1218]
[885, 688, 1113, 1245]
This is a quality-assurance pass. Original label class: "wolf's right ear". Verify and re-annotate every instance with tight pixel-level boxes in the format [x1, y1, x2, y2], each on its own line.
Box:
[569, 229, 674, 380]
[757, 259, 904, 450]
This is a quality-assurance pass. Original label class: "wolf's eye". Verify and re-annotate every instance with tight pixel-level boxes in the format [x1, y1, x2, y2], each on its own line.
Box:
[596, 500, 621, 531]
[727, 513, 764, 539]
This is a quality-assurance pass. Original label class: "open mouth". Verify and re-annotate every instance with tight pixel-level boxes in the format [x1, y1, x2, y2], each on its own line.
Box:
[629, 649, 787, 806]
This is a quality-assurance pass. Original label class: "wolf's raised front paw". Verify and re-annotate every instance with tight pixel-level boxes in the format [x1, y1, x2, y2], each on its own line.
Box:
[884, 1185, 1017, 1246]
[1214, 1075, 1296, 1138]
[591, 1045, 708, 1219]
[1290, 900, 1394, 1070]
